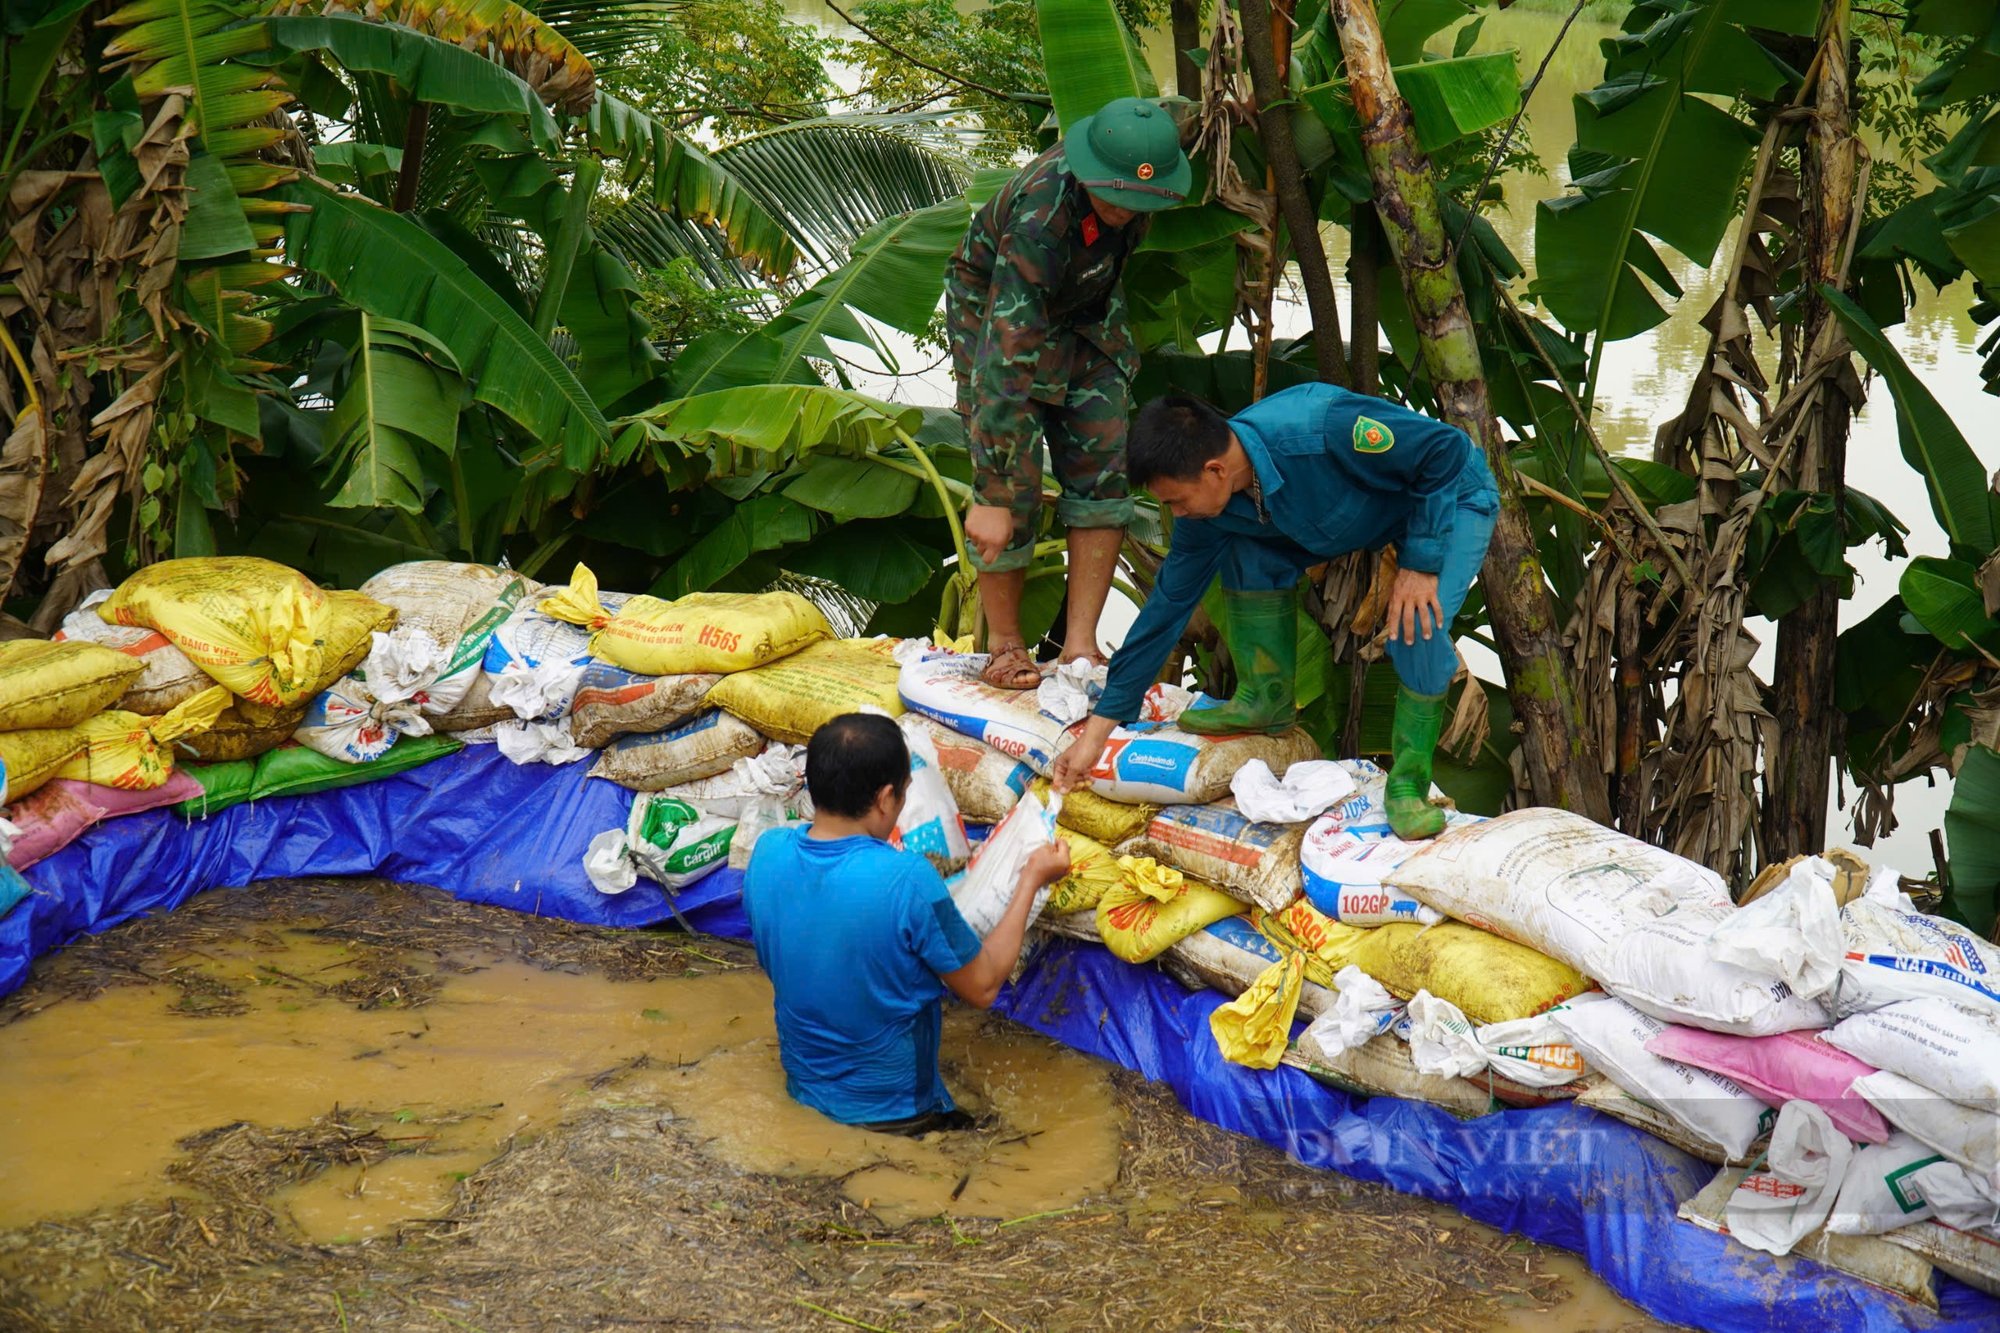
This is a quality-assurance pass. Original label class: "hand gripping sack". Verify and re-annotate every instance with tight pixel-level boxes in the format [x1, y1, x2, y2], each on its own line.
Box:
[356, 561, 532, 716]
[539, 563, 829, 676]
[55, 589, 209, 715]
[568, 663, 720, 750]
[54, 685, 232, 790]
[949, 790, 1059, 939]
[1122, 801, 1306, 913]
[1045, 828, 1121, 916]
[587, 709, 765, 792]
[0, 638, 143, 732]
[706, 638, 904, 745]
[100, 557, 336, 708]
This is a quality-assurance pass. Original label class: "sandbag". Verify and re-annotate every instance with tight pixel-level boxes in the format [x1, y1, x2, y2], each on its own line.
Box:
[1839, 892, 2000, 1017]
[1725, 1101, 1851, 1257]
[1645, 1026, 1889, 1145]
[1050, 784, 1156, 846]
[0, 639, 143, 733]
[705, 638, 903, 745]
[1550, 993, 1777, 1162]
[890, 717, 972, 876]
[0, 728, 90, 802]
[899, 652, 1098, 774]
[180, 702, 306, 763]
[235, 589, 397, 728]
[568, 664, 720, 750]
[587, 710, 765, 792]
[584, 794, 736, 894]
[1045, 828, 1120, 916]
[357, 560, 533, 715]
[949, 790, 1059, 938]
[1854, 1070, 2000, 1192]
[540, 563, 829, 676]
[1080, 720, 1321, 805]
[5, 772, 202, 870]
[1161, 914, 1338, 1021]
[53, 685, 231, 790]
[1299, 824, 1443, 927]
[293, 665, 431, 765]
[1291, 1029, 1497, 1120]
[100, 557, 337, 708]
[727, 790, 812, 871]
[1828, 1135, 1954, 1236]
[1824, 998, 2000, 1108]
[1261, 898, 1592, 1026]
[1095, 857, 1246, 964]
[1387, 808, 1827, 1036]
[483, 592, 631, 722]
[905, 715, 1034, 823]
[1122, 801, 1305, 913]
[663, 745, 808, 822]
[172, 733, 464, 818]
[55, 590, 210, 715]
[1475, 1013, 1589, 1089]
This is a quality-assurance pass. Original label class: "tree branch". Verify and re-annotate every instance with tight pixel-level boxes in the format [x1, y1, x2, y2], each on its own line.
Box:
[822, 0, 1052, 108]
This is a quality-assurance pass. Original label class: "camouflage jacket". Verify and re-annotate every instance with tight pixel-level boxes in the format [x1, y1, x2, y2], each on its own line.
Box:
[945, 145, 1149, 455]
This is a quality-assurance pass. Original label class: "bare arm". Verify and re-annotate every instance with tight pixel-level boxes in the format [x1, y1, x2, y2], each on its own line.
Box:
[942, 841, 1070, 1008]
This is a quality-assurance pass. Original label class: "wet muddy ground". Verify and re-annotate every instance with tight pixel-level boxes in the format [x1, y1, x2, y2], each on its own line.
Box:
[0, 879, 1668, 1331]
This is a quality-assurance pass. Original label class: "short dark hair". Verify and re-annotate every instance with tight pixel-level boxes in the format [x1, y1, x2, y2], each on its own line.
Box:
[805, 713, 909, 818]
[1130, 393, 1233, 489]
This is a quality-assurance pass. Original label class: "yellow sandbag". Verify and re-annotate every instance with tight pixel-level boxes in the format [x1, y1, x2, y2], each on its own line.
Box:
[234, 589, 398, 728]
[0, 639, 144, 731]
[1046, 829, 1121, 915]
[0, 728, 89, 801]
[54, 686, 231, 790]
[1210, 951, 1306, 1070]
[704, 638, 903, 745]
[1096, 858, 1247, 964]
[1259, 899, 1591, 1026]
[181, 702, 307, 763]
[100, 557, 332, 709]
[1033, 779, 1157, 846]
[540, 563, 830, 676]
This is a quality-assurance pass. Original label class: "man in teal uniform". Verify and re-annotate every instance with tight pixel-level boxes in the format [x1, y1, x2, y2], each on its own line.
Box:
[945, 97, 1191, 690]
[1051, 388, 1500, 840]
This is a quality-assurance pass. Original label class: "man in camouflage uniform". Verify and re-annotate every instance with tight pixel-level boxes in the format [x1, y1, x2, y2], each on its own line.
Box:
[945, 97, 1191, 689]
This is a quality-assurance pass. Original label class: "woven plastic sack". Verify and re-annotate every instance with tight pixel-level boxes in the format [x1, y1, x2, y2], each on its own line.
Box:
[1824, 998, 2000, 1108]
[1045, 828, 1120, 916]
[55, 589, 210, 715]
[1210, 950, 1307, 1070]
[540, 563, 829, 676]
[890, 717, 971, 876]
[483, 590, 631, 723]
[1121, 801, 1305, 913]
[100, 557, 340, 709]
[568, 663, 720, 749]
[172, 733, 463, 818]
[1051, 784, 1157, 846]
[1084, 720, 1321, 806]
[588, 710, 764, 792]
[905, 715, 1034, 823]
[54, 685, 231, 790]
[1644, 1025, 1890, 1145]
[1095, 856, 1247, 964]
[357, 560, 532, 715]
[949, 789, 1059, 938]
[234, 589, 396, 729]
[0, 638, 143, 732]
[706, 638, 903, 745]
[584, 794, 737, 894]
[1725, 1101, 1852, 1256]
[5, 772, 202, 870]
[180, 702, 305, 763]
[0, 728, 90, 802]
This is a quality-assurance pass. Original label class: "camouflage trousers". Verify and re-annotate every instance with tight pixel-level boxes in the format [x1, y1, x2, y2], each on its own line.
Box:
[947, 332, 1136, 574]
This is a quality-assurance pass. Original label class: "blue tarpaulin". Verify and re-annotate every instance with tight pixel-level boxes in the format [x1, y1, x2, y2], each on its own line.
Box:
[5, 742, 1996, 1331]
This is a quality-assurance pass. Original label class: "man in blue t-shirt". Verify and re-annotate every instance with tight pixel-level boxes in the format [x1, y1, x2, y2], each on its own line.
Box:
[743, 712, 1071, 1133]
[1051, 387, 1500, 841]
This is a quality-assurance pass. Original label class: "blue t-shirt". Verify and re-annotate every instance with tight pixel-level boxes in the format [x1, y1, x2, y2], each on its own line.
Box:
[742, 828, 983, 1125]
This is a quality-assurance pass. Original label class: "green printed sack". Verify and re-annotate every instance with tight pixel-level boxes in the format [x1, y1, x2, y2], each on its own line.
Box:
[175, 733, 464, 818]
[584, 794, 736, 894]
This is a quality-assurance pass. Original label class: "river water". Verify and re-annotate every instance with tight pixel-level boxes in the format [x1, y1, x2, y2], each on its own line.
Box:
[779, 1, 1987, 877]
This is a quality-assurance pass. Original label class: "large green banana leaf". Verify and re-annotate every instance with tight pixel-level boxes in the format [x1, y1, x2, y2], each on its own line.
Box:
[285, 181, 611, 468]
[618, 384, 924, 475]
[324, 314, 464, 513]
[1900, 556, 1999, 653]
[1945, 744, 2000, 936]
[1035, 0, 1157, 132]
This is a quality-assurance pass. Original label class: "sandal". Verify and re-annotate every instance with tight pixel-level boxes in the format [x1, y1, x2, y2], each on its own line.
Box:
[980, 643, 1043, 691]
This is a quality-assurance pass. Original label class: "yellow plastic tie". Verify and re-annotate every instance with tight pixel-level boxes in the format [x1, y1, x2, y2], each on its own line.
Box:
[151, 684, 232, 744]
[1116, 853, 1182, 903]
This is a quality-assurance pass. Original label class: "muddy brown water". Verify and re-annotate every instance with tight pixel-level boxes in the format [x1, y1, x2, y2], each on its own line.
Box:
[0, 879, 1668, 1330]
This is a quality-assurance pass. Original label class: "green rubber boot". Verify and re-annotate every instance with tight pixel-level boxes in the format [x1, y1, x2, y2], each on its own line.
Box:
[1180, 589, 1297, 736]
[1386, 686, 1449, 840]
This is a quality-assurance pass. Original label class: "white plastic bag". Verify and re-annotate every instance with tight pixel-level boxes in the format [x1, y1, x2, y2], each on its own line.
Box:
[1913, 1159, 2000, 1234]
[484, 592, 630, 722]
[1299, 824, 1443, 927]
[1230, 759, 1357, 825]
[585, 794, 736, 894]
[1404, 991, 1487, 1079]
[1549, 993, 1776, 1161]
[1708, 855, 1846, 1001]
[891, 716, 972, 874]
[1824, 997, 2000, 1107]
[1724, 1100, 1851, 1256]
[493, 717, 590, 766]
[665, 743, 809, 821]
[293, 627, 447, 763]
[1301, 965, 1406, 1060]
[729, 791, 811, 871]
[1035, 656, 1106, 725]
[949, 789, 1059, 939]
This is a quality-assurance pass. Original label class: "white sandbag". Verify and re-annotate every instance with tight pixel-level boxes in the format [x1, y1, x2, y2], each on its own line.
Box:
[1301, 966, 1405, 1060]
[899, 652, 1089, 774]
[1824, 998, 2000, 1108]
[1475, 1013, 1589, 1089]
[1708, 854, 1846, 1001]
[1838, 893, 2000, 1018]
[588, 710, 764, 791]
[494, 717, 590, 766]
[1121, 801, 1304, 914]
[1827, 1134, 1949, 1236]
[949, 790, 1059, 938]
[903, 715, 1034, 823]
[727, 789, 812, 871]
[1854, 1070, 2000, 1192]
[665, 745, 810, 822]
[1083, 719, 1320, 806]
[484, 591, 631, 722]
[1299, 825, 1443, 927]
[891, 717, 972, 876]
[359, 560, 533, 715]
[1550, 993, 1776, 1161]
[585, 794, 737, 894]
[1230, 759, 1356, 825]
[1403, 991, 1486, 1079]
[1387, 808, 1824, 1035]
[1724, 1100, 1851, 1256]
[1307, 757, 1396, 838]
[1914, 1159, 2000, 1234]
[293, 626, 451, 763]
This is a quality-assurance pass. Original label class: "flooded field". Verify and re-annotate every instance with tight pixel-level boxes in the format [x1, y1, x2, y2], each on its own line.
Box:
[0, 881, 1666, 1331]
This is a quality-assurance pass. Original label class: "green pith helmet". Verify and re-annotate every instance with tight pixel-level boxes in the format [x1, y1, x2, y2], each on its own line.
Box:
[1062, 97, 1192, 211]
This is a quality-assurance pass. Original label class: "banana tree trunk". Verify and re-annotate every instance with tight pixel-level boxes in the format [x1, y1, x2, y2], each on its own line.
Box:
[1328, 0, 1610, 819]
[1238, 0, 1350, 387]
[1764, 3, 1862, 862]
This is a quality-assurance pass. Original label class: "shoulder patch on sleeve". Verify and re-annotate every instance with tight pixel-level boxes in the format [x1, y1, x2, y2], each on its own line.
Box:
[1353, 416, 1394, 453]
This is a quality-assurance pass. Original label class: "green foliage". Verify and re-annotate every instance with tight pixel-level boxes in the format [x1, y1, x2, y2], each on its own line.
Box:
[841, 0, 1048, 160]
[1944, 744, 2000, 935]
[632, 257, 761, 350]
[597, 0, 835, 139]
